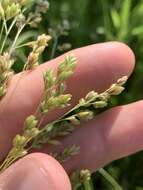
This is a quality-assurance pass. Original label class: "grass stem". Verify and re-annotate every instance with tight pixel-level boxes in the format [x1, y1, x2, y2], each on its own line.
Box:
[99, 168, 123, 190]
[50, 36, 58, 60]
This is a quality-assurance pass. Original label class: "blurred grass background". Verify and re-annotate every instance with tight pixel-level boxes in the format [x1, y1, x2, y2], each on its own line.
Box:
[15, 0, 143, 189]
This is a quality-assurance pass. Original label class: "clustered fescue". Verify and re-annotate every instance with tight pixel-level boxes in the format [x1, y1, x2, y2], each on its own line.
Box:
[0, 1, 128, 189]
[28, 0, 49, 28]
[0, 0, 49, 21]
[40, 55, 76, 114]
[51, 144, 80, 163]
[0, 52, 14, 98]
[25, 34, 51, 70]
[0, 0, 50, 98]
[0, 115, 40, 172]
[0, 54, 77, 172]
[0, 0, 21, 21]
[31, 75, 127, 151]
[0, 49, 128, 173]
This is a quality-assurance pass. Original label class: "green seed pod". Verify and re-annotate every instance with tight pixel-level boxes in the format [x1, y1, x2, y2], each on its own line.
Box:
[13, 135, 26, 147]
[58, 55, 76, 74]
[24, 128, 40, 138]
[44, 70, 56, 88]
[27, 52, 39, 66]
[47, 97, 58, 108]
[57, 94, 72, 107]
[48, 140, 61, 146]
[107, 84, 125, 95]
[69, 62, 76, 70]
[58, 61, 66, 73]
[30, 128, 40, 136]
[37, 34, 51, 46]
[117, 76, 128, 86]
[68, 116, 80, 125]
[79, 98, 86, 106]
[65, 55, 77, 65]
[35, 46, 45, 54]
[93, 101, 108, 108]
[85, 91, 98, 101]
[78, 110, 94, 120]
[25, 115, 38, 129]
[99, 92, 110, 102]
[58, 71, 73, 82]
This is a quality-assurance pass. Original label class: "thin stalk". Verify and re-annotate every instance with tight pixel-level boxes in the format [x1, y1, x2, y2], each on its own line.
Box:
[0, 149, 15, 172]
[0, 21, 4, 43]
[99, 168, 123, 190]
[50, 36, 58, 60]
[83, 181, 94, 190]
[3, 18, 8, 34]
[0, 133, 37, 172]
[80, 170, 94, 190]
[9, 23, 26, 55]
[14, 43, 30, 50]
[0, 18, 8, 53]
[0, 17, 17, 53]
[0, 156, 16, 173]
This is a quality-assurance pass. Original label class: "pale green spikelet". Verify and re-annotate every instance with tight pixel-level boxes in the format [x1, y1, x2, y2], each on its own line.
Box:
[31, 75, 127, 150]
[0, 52, 14, 98]
[52, 144, 80, 163]
[25, 34, 51, 70]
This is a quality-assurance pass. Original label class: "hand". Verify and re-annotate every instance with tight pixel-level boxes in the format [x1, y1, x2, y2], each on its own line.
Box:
[0, 42, 138, 190]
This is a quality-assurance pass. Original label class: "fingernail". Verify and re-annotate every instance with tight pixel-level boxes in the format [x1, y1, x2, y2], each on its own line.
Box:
[0, 158, 54, 190]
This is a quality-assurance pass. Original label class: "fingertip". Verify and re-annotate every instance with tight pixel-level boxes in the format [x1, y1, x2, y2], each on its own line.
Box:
[29, 153, 71, 190]
[67, 41, 135, 92]
[106, 41, 135, 75]
[0, 153, 71, 190]
[88, 41, 135, 78]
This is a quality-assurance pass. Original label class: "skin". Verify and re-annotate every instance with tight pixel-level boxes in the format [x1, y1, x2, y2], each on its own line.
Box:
[0, 41, 141, 189]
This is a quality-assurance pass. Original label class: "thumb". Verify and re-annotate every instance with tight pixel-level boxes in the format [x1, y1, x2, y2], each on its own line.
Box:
[0, 153, 71, 190]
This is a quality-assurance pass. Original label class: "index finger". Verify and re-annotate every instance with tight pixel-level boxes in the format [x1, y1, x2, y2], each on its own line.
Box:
[0, 42, 135, 160]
